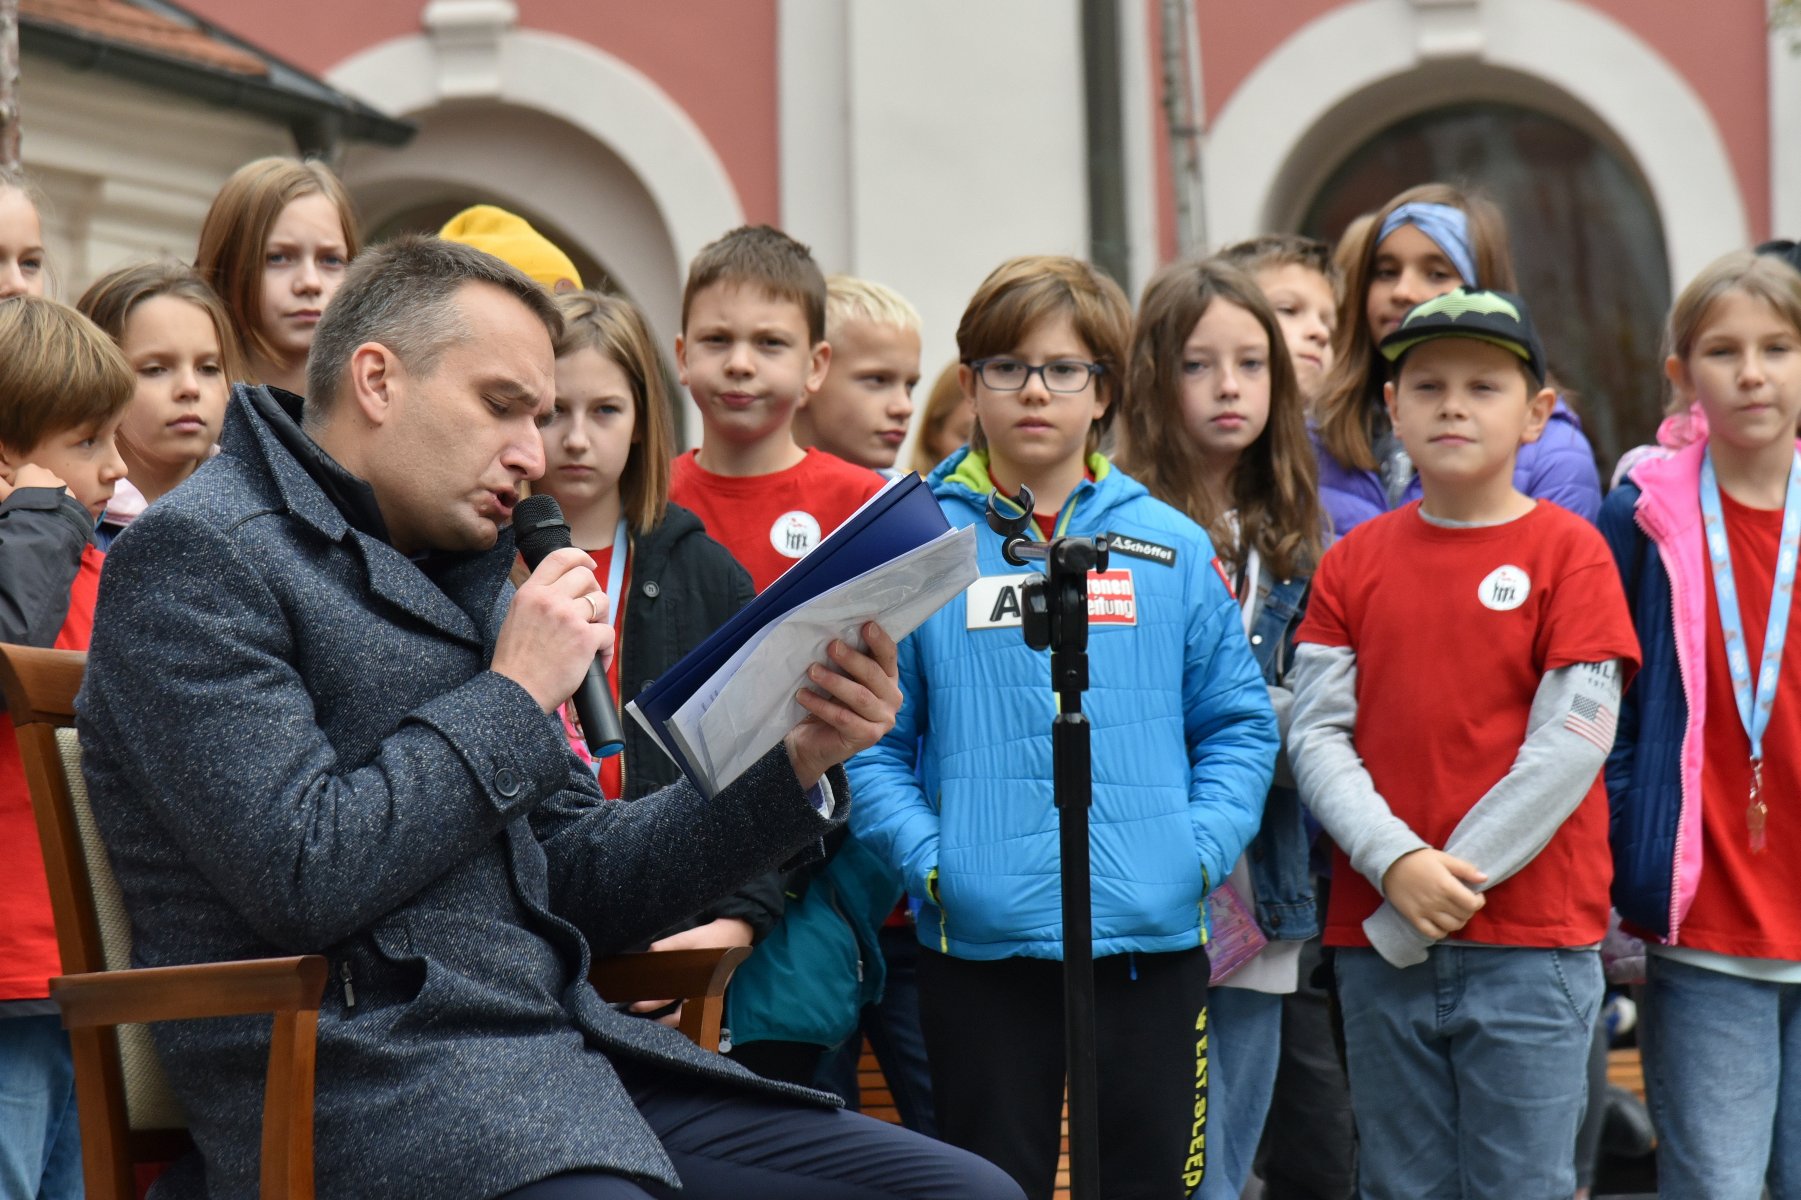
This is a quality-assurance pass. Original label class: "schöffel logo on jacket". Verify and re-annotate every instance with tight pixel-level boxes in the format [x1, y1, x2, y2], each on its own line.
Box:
[1109, 534, 1177, 567]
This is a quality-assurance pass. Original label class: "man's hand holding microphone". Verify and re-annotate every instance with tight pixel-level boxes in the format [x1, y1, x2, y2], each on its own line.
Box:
[491, 495, 900, 789]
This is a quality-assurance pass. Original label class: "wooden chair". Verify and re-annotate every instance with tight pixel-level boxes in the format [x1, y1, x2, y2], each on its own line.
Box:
[0, 644, 750, 1200]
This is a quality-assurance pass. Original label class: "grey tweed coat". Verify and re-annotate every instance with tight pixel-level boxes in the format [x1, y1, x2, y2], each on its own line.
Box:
[77, 389, 844, 1200]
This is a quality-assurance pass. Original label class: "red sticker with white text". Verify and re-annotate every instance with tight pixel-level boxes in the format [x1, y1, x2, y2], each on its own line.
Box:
[1087, 569, 1138, 625]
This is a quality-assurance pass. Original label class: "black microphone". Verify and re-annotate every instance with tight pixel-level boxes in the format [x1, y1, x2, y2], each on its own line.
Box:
[511, 494, 626, 759]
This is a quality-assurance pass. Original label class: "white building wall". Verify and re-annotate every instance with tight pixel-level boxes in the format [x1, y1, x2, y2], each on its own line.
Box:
[19, 58, 292, 297]
[781, 0, 1093, 458]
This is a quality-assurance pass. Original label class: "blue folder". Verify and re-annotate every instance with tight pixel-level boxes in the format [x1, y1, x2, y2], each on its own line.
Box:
[631, 472, 951, 784]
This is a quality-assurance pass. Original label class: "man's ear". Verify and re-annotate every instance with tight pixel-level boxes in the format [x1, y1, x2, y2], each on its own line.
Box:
[958, 364, 977, 405]
[805, 339, 832, 396]
[1521, 385, 1556, 445]
[346, 342, 402, 428]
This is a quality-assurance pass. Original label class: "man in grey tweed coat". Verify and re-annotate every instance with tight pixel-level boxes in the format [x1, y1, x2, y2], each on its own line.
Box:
[76, 237, 1021, 1200]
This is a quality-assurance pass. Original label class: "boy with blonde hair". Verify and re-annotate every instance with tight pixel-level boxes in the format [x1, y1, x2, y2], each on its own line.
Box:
[0, 295, 132, 1200]
[1218, 234, 1339, 404]
[794, 275, 923, 473]
[670, 226, 884, 592]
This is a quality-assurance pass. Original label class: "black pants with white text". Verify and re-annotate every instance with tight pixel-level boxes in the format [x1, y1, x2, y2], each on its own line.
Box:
[916, 945, 1211, 1200]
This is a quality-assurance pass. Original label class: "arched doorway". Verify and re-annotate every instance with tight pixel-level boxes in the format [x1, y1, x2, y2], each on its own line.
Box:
[328, 27, 749, 445]
[1302, 102, 1672, 473]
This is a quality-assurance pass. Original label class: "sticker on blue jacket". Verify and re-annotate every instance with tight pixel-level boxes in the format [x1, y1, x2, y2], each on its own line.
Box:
[965, 570, 1138, 629]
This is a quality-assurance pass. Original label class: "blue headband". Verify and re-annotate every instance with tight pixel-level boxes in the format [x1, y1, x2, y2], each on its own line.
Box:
[1376, 202, 1478, 287]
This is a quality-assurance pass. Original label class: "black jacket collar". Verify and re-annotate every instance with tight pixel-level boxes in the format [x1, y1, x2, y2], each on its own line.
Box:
[242, 385, 392, 544]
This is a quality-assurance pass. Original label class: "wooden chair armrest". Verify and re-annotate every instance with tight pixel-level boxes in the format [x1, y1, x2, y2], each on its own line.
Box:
[51, 956, 329, 1030]
[588, 946, 749, 1004]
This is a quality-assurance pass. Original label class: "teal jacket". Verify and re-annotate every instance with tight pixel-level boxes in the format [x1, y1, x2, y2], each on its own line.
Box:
[846, 449, 1277, 961]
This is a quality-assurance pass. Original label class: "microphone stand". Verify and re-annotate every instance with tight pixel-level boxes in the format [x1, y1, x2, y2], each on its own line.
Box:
[986, 485, 1105, 1200]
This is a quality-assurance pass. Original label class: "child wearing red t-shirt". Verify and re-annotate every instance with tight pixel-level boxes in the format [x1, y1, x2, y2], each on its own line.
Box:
[1289, 288, 1639, 1200]
[665, 227, 891, 1088]
[1602, 250, 1801, 1199]
[669, 226, 884, 592]
[0, 294, 133, 1200]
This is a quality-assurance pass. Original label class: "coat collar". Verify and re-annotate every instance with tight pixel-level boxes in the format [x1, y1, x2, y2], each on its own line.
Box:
[220, 384, 510, 648]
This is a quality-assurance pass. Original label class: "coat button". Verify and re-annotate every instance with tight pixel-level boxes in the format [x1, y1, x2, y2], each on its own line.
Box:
[494, 767, 523, 798]
[641, 581, 660, 598]
[1251, 634, 1263, 645]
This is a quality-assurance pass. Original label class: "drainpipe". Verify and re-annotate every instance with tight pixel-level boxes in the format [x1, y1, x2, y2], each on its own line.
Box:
[1083, 0, 1131, 286]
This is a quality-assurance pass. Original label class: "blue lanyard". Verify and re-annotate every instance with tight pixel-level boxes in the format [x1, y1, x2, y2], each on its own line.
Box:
[604, 517, 628, 622]
[1700, 447, 1801, 850]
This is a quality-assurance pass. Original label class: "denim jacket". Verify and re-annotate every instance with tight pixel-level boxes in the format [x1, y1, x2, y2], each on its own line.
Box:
[1243, 571, 1320, 941]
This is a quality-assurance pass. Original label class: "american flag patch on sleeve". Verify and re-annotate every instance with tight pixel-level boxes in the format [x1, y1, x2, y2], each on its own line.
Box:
[1564, 694, 1617, 752]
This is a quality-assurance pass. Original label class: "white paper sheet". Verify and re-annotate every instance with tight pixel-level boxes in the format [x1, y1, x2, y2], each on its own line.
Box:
[668, 524, 979, 797]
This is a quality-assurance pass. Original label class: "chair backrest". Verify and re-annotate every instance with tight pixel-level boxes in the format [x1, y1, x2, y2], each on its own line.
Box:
[0, 645, 188, 1176]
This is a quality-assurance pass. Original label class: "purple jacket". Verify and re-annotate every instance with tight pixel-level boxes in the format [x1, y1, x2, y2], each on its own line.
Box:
[1316, 399, 1603, 537]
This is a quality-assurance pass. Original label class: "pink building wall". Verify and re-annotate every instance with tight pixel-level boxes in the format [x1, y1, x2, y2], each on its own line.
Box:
[1189, 0, 1771, 239]
[183, 0, 784, 225]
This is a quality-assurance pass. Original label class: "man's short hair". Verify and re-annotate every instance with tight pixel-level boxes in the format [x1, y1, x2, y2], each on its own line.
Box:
[0, 296, 133, 451]
[825, 275, 921, 340]
[305, 235, 564, 421]
[681, 225, 827, 344]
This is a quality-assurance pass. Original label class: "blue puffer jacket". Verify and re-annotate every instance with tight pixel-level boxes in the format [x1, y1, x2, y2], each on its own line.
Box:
[846, 449, 1278, 961]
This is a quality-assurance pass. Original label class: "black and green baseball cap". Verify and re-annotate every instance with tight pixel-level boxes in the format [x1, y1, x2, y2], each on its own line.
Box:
[1378, 287, 1547, 384]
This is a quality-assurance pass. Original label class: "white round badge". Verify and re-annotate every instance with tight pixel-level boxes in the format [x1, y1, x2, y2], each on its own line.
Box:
[770, 510, 823, 559]
[1478, 565, 1531, 612]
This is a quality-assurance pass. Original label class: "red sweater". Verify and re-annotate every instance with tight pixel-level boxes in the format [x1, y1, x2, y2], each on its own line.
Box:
[0, 543, 102, 1000]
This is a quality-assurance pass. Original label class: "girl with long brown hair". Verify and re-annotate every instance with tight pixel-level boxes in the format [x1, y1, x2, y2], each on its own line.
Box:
[195, 157, 361, 395]
[1313, 182, 1601, 535]
[1117, 256, 1322, 1199]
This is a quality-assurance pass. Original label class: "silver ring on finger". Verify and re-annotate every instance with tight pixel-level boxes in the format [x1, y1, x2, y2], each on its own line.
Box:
[585, 592, 605, 623]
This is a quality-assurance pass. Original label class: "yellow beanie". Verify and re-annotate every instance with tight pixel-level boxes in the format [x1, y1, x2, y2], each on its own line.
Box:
[438, 204, 582, 291]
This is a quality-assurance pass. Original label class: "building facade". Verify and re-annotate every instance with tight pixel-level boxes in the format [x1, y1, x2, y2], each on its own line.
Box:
[25, 0, 1793, 464]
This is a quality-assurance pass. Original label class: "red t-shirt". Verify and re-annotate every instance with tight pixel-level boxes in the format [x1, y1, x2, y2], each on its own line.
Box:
[1295, 502, 1639, 950]
[0, 543, 102, 1000]
[1680, 489, 1801, 960]
[669, 448, 885, 593]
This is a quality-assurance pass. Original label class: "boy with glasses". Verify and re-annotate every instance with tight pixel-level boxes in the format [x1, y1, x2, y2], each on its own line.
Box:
[847, 255, 1277, 1199]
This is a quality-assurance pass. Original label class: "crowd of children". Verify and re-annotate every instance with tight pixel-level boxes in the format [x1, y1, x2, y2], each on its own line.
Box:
[5, 147, 1801, 1200]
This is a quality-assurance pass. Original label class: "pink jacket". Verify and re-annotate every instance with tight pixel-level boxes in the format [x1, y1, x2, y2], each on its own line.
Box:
[1615, 441, 1711, 939]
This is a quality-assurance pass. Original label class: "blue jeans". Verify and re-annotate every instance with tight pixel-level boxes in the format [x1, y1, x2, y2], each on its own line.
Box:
[1335, 945, 1600, 1200]
[0, 1013, 82, 1200]
[1642, 953, 1801, 1199]
[1196, 986, 1282, 1200]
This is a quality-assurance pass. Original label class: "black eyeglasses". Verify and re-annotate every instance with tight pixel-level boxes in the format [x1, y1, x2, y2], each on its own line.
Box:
[966, 357, 1105, 394]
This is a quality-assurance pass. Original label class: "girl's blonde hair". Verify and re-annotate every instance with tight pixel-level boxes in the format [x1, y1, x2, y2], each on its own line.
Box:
[1315, 183, 1516, 472]
[552, 289, 674, 533]
[911, 359, 967, 477]
[956, 255, 1131, 455]
[1117, 258, 1323, 580]
[1665, 250, 1801, 410]
[194, 157, 360, 378]
[76, 259, 246, 384]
